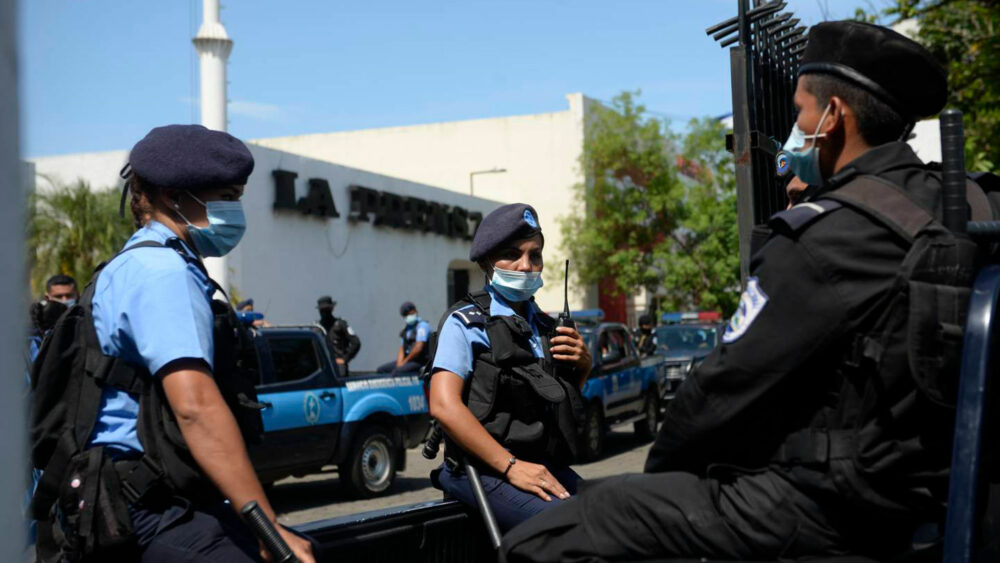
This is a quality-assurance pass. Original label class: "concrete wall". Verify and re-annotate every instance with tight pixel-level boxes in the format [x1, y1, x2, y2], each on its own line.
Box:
[254, 93, 596, 313]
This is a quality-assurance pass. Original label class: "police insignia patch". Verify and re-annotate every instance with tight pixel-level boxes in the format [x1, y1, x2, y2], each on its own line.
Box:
[523, 209, 538, 229]
[722, 277, 768, 344]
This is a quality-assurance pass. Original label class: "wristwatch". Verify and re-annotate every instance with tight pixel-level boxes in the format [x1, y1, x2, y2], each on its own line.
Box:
[503, 456, 517, 479]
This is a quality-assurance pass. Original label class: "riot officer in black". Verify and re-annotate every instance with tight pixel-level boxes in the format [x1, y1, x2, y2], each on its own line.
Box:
[632, 314, 657, 357]
[502, 21, 992, 561]
[316, 296, 361, 374]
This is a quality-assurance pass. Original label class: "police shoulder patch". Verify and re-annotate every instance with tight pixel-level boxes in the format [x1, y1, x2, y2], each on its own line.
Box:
[722, 277, 769, 344]
[452, 305, 487, 327]
[768, 200, 842, 233]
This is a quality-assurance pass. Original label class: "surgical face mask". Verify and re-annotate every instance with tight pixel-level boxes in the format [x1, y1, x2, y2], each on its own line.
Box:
[780, 103, 832, 187]
[62, 298, 77, 308]
[490, 266, 544, 303]
[405, 314, 418, 325]
[174, 192, 247, 257]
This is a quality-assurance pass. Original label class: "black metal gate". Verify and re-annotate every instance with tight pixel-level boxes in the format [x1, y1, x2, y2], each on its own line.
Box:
[707, 0, 807, 280]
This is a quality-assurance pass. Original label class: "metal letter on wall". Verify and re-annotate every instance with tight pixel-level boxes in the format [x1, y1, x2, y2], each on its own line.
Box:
[298, 178, 340, 218]
[272, 169, 299, 211]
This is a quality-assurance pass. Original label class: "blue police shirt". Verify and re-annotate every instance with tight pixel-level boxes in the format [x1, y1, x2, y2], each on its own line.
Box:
[432, 285, 546, 379]
[402, 318, 432, 355]
[88, 221, 216, 454]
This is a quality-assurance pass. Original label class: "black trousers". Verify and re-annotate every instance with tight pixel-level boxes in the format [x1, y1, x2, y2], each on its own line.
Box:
[130, 498, 260, 562]
[499, 469, 909, 563]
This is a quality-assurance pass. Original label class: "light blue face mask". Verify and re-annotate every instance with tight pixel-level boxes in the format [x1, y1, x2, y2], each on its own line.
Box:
[490, 266, 544, 303]
[175, 192, 247, 257]
[405, 314, 418, 325]
[779, 103, 831, 187]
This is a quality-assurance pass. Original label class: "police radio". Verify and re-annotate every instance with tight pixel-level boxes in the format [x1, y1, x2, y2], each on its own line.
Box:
[558, 260, 575, 331]
[555, 260, 577, 379]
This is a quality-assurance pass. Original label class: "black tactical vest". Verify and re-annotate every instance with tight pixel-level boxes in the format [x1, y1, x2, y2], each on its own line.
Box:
[443, 291, 584, 467]
[767, 173, 993, 515]
[30, 240, 264, 562]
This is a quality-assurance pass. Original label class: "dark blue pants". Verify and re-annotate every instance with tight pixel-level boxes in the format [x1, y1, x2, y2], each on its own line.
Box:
[130, 498, 260, 562]
[436, 462, 581, 533]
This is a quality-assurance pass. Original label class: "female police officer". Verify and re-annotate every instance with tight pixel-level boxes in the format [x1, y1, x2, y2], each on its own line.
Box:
[88, 125, 313, 562]
[428, 203, 591, 532]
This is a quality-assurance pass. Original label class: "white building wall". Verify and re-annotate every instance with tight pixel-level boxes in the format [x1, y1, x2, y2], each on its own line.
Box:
[31, 149, 128, 191]
[235, 146, 500, 370]
[254, 93, 595, 313]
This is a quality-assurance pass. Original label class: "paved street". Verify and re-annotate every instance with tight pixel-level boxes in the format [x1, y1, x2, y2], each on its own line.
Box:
[273, 428, 654, 526]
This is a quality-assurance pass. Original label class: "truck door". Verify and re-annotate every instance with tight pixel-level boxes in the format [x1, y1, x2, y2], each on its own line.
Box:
[254, 332, 343, 474]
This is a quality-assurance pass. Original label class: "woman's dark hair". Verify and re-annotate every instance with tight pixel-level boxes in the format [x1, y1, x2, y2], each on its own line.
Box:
[803, 74, 909, 147]
[128, 174, 179, 229]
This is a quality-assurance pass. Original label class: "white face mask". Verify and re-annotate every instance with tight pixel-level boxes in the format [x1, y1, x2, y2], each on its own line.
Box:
[405, 314, 418, 325]
[490, 266, 544, 302]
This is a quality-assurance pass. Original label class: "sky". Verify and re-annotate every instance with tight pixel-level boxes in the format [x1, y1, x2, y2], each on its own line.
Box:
[19, 0, 870, 157]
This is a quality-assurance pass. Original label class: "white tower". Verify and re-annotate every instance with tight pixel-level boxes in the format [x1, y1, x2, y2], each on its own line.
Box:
[192, 0, 232, 131]
[192, 0, 233, 290]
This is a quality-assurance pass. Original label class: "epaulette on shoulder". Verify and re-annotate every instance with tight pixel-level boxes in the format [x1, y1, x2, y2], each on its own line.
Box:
[768, 200, 842, 234]
[451, 304, 487, 328]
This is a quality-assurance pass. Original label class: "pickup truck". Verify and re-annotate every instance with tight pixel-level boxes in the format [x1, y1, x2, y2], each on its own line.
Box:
[577, 321, 667, 460]
[247, 325, 431, 498]
[655, 321, 722, 403]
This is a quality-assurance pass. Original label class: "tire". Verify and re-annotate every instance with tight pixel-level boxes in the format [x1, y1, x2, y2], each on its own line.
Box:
[633, 390, 659, 441]
[581, 403, 605, 461]
[341, 425, 397, 498]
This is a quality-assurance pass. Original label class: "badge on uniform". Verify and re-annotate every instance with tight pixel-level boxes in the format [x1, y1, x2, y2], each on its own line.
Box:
[722, 277, 769, 344]
[523, 209, 538, 229]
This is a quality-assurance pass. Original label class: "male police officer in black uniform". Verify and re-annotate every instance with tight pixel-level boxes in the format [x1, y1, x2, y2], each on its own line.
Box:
[632, 314, 657, 357]
[501, 21, 990, 562]
[316, 296, 361, 374]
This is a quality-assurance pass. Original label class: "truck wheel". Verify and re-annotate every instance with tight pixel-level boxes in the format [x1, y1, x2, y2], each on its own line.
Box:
[582, 403, 605, 461]
[634, 391, 659, 441]
[342, 425, 397, 498]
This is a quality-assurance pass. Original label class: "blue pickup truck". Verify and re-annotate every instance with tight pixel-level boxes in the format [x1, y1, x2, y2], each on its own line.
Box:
[246, 325, 431, 498]
[576, 320, 667, 460]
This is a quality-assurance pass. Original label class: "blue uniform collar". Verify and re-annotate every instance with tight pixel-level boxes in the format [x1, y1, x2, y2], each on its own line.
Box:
[485, 284, 540, 325]
[127, 220, 199, 260]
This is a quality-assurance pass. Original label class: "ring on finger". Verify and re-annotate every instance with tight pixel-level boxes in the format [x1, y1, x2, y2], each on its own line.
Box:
[540, 479, 547, 486]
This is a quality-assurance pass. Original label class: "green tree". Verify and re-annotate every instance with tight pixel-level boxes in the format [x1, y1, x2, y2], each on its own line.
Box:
[857, 0, 999, 170]
[28, 178, 134, 296]
[560, 92, 740, 316]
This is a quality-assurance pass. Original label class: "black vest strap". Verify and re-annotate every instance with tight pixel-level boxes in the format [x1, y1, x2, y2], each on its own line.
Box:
[823, 175, 933, 242]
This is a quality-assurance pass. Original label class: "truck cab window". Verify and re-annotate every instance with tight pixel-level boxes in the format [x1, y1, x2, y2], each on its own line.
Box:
[266, 336, 321, 383]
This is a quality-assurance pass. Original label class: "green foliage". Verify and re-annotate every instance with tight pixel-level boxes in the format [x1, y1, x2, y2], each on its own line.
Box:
[560, 92, 740, 316]
[28, 178, 134, 296]
[857, 0, 1000, 171]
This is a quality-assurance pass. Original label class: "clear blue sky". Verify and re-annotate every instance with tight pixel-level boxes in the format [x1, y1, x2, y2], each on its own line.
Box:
[19, 0, 866, 157]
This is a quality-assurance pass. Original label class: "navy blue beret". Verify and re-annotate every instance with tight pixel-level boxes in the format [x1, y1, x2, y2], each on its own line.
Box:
[236, 298, 254, 309]
[128, 124, 254, 190]
[470, 203, 542, 262]
[400, 301, 416, 315]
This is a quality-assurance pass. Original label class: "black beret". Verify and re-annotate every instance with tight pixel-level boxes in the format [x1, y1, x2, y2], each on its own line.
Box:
[470, 203, 542, 262]
[400, 301, 416, 316]
[128, 124, 255, 190]
[799, 21, 947, 120]
[317, 296, 336, 309]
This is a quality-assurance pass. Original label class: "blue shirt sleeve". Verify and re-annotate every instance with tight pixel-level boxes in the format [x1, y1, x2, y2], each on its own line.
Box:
[126, 263, 215, 376]
[416, 321, 431, 343]
[432, 315, 473, 379]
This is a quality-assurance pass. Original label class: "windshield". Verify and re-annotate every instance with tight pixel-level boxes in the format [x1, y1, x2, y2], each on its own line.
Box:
[655, 325, 718, 352]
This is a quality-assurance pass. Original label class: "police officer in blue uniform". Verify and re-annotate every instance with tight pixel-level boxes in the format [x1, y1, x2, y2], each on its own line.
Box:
[377, 301, 433, 374]
[37, 125, 314, 562]
[428, 203, 592, 532]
